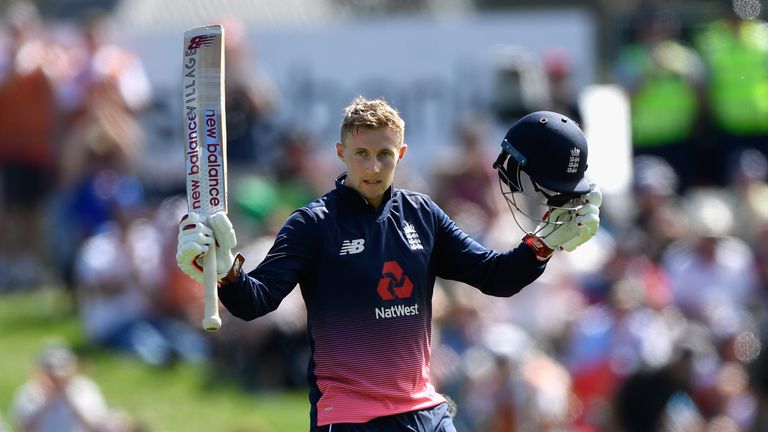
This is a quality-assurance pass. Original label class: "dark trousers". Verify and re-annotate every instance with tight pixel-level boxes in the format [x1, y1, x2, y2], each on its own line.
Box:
[314, 402, 456, 432]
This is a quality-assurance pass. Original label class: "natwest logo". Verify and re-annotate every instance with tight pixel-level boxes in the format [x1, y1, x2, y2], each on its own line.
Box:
[376, 261, 413, 300]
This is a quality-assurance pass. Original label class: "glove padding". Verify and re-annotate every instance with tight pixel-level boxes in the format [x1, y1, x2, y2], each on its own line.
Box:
[527, 185, 602, 258]
[176, 212, 237, 283]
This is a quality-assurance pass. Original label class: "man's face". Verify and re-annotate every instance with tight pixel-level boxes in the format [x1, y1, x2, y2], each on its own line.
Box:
[336, 127, 407, 208]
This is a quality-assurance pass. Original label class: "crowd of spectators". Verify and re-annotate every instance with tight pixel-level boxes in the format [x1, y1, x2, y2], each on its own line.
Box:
[2, 1, 768, 431]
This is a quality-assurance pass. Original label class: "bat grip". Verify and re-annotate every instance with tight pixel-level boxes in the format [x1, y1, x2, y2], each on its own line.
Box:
[202, 246, 221, 331]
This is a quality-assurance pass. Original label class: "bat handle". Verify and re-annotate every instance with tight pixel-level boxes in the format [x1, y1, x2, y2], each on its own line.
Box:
[202, 246, 221, 331]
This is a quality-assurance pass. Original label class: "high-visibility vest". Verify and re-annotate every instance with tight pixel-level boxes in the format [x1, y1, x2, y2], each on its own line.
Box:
[620, 42, 701, 147]
[695, 19, 768, 135]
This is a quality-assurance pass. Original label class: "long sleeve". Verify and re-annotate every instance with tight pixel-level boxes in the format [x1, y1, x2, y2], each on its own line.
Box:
[218, 208, 320, 320]
[431, 200, 547, 297]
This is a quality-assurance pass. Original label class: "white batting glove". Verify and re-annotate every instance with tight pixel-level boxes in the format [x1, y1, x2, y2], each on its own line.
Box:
[176, 212, 237, 283]
[559, 186, 602, 252]
[523, 184, 602, 260]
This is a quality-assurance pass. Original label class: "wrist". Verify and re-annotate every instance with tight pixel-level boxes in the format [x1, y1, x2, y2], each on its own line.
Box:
[220, 253, 245, 285]
[523, 234, 554, 261]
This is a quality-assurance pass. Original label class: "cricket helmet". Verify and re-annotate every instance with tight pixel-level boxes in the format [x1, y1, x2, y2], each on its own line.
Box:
[492, 111, 591, 226]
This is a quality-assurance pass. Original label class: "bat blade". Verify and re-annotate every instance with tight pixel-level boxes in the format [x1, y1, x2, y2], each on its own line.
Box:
[182, 24, 227, 331]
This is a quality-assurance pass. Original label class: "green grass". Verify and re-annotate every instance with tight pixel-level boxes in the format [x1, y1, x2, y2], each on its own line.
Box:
[0, 288, 309, 432]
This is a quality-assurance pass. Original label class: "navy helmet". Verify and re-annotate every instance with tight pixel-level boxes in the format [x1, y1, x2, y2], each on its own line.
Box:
[493, 111, 591, 227]
[493, 111, 590, 209]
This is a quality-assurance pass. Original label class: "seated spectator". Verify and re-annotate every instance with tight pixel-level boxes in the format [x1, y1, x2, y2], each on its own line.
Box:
[74, 200, 210, 367]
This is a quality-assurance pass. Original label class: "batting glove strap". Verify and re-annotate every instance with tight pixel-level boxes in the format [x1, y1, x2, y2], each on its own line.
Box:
[220, 253, 245, 286]
[523, 234, 554, 261]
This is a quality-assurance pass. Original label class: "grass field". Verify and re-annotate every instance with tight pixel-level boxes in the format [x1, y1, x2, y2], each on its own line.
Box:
[0, 288, 309, 431]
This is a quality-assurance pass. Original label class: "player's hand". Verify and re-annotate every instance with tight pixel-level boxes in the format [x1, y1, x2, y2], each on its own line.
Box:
[523, 184, 601, 260]
[176, 212, 237, 283]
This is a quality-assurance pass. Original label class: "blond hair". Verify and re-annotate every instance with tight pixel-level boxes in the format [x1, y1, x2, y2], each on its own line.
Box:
[340, 96, 405, 146]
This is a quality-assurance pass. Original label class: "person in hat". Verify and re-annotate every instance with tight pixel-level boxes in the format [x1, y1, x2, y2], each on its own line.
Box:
[176, 98, 602, 431]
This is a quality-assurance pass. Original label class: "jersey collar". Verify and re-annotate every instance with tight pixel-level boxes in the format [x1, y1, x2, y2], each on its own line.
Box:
[335, 173, 394, 214]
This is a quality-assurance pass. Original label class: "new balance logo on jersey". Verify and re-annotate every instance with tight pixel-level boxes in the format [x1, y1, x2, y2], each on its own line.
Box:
[339, 239, 365, 255]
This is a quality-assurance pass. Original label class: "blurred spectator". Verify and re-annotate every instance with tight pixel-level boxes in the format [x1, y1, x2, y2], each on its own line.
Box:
[0, 1, 59, 289]
[707, 360, 757, 431]
[431, 291, 487, 430]
[662, 190, 760, 342]
[612, 340, 707, 432]
[51, 105, 145, 302]
[11, 340, 111, 432]
[232, 127, 329, 237]
[432, 116, 501, 241]
[564, 276, 678, 430]
[271, 127, 328, 206]
[724, 148, 768, 242]
[693, 0, 768, 184]
[491, 46, 550, 124]
[219, 16, 282, 172]
[74, 201, 210, 367]
[581, 154, 682, 309]
[57, 8, 152, 131]
[628, 155, 688, 261]
[468, 323, 575, 431]
[580, 230, 673, 309]
[614, 7, 705, 191]
[542, 48, 582, 125]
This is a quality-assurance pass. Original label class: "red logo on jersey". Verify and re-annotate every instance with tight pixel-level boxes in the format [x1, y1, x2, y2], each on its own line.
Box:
[376, 261, 413, 300]
[187, 35, 217, 50]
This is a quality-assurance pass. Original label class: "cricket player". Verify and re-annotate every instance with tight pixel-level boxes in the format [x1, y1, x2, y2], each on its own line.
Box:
[177, 97, 601, 431]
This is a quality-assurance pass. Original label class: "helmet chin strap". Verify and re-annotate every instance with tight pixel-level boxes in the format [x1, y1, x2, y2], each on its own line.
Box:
[496, 163, 581, 235]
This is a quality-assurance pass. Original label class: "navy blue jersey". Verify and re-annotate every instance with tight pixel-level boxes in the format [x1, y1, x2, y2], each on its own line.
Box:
[218, 174, 547, 427]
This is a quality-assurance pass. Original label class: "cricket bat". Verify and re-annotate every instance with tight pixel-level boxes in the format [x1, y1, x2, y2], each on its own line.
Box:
[182, 25, 227, 331]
